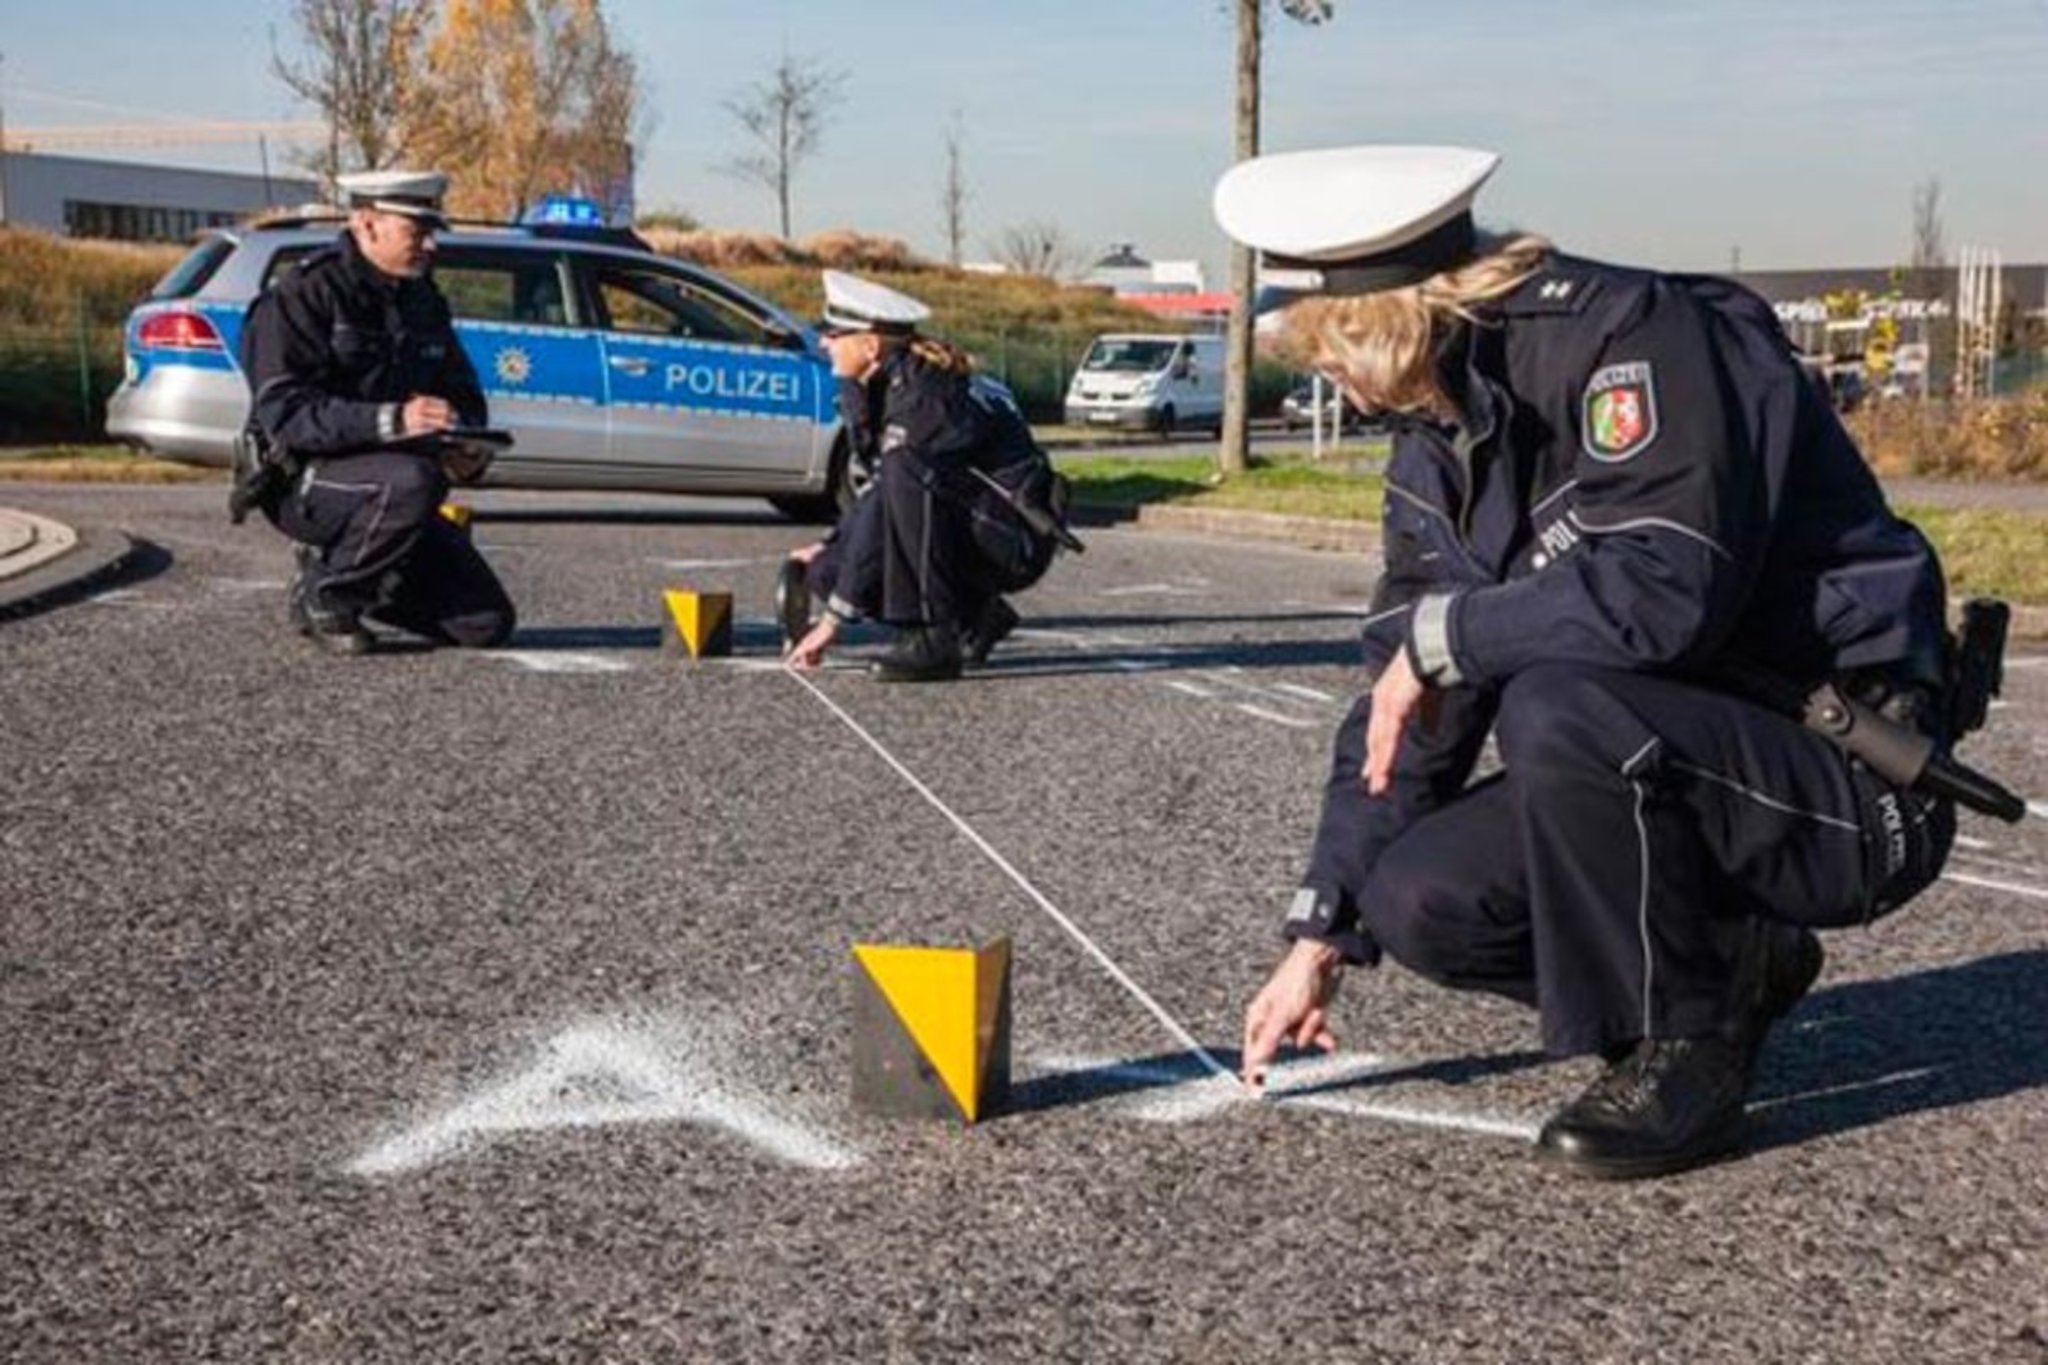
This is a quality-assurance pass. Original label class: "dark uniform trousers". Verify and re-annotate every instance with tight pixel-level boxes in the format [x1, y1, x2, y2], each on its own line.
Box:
[273, 450, 514, 647]
[804, 452, 1000, 628]
[1309, 664, 1954, 1058]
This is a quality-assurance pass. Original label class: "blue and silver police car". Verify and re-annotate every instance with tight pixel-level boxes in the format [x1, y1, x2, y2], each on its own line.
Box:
[106, 197, 859, 521]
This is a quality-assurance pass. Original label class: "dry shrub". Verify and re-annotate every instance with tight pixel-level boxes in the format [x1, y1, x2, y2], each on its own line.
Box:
[799, 230, 920, 271]
[1847, 395, 2048, 482]
[0, 226, 180, 326]
[639, 228, 803, 268]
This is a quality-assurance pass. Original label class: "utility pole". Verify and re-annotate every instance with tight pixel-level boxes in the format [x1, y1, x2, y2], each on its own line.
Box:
[1218, 0, 1260, 476]
[1220, 1, 1332, 477]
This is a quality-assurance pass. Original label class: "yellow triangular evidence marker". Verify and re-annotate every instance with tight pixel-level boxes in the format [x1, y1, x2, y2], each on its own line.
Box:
[661, 588, 732, 659]
[852, 939, 1011, 1123]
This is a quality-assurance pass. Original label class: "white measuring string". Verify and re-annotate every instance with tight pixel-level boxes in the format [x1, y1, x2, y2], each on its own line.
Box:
[783, 665, 1236, 1085]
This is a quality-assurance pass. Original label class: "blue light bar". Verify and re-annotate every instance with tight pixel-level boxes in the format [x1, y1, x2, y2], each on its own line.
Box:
[523, 195, 607, 228]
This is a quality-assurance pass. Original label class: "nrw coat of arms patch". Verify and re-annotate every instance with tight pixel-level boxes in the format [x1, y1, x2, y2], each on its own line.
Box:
[1583, 361, 1658, 462]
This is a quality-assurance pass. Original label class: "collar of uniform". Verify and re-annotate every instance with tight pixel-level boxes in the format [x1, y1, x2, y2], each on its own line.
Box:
[1432, 321, 1505, 448]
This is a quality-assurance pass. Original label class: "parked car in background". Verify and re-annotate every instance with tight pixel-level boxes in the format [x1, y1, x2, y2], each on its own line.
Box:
[1062, 333, 1224, 434]
[1279, 382, 1376, 433]
[105, 200, 860, 521]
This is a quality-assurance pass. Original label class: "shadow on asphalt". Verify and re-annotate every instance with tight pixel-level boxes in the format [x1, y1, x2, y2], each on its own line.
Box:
[1748, 949, 2048, 1151]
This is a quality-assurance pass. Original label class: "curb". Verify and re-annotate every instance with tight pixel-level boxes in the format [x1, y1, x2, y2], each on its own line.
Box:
[0, 525, 144, 622]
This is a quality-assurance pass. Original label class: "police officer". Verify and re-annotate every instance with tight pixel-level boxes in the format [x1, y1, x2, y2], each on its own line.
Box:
[785, 271, 1058, 681]
[241, 169, 515, 655]
[1224, 146, 1956, 1178]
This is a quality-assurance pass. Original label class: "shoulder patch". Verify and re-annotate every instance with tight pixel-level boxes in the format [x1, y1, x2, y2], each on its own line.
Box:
[1505, 272, 1601, 316]
[1582, 361, 1658, 462]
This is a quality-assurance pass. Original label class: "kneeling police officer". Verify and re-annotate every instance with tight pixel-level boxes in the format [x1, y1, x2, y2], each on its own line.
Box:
[785, 271, 1071, 681]
[1224, 145, 1990, 1179]
[239, 169, 515, 655]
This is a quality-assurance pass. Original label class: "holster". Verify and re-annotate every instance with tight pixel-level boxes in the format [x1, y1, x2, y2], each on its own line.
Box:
[228, 428, 297, 526]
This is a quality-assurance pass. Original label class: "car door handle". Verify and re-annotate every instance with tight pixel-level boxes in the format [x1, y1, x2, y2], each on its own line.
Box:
[608, 355, 650, 377]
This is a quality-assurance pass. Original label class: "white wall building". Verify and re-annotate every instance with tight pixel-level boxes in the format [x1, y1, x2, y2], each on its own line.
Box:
[0, 151, 318, 242]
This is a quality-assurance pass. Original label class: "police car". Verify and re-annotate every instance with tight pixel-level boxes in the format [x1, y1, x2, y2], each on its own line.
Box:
[105, 197, 859, 521]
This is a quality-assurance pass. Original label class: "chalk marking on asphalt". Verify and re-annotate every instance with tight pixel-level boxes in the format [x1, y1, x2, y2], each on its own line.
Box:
[1949, 848, 2048, 880]
[349, 1018, 859, 1177]
[784, 666, 1236, 1085]
[1098, 583, 1206, 598]
[1236, 703, 1318, 729]
[1109, 657, 1170, 673]
[491, 650, 633, 675]
[1165, 680, 1217, 699]
[2029, 801, 2048, 822]
[2002, 657, 2048, 670]
[1748, 1066, 1939, 1113]
[1940, 871, 2048, 902]
[1033, 1050, 1539, 1141]
[1954, 835, 1996, 851]
[208, 577, 286, 592]
[656, 556, 767, 570]
[1271, 682, 1338, 704]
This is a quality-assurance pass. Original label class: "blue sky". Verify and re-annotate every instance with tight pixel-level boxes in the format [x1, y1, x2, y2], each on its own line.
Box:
[6, 0, 2047, 281]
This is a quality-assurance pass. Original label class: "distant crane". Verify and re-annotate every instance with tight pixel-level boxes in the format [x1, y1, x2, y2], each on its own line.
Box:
[1, 120, 324, 152]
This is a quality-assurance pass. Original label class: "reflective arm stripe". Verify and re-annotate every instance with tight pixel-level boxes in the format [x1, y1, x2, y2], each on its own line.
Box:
[1407, 592, 1464, 686]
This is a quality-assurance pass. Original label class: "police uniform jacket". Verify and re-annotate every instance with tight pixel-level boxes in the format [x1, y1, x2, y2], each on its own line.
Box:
[829, 347, 1043, 614]
[242, 231, 485, 457]
[1317, 253, 1948, 941]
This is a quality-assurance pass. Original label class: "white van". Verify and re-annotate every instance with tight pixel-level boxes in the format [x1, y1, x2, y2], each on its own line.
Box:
[1063, 333, 1225, 434]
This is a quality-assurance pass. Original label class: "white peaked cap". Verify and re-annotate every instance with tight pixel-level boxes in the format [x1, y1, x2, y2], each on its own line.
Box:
[336, 169, 451, 224]
[821, 270, 932, 333]
[1213, 145, 1501, 297]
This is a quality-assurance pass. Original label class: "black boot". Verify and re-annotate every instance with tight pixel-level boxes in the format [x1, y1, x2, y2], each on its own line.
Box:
[963, 597, 1020, 666]
[775, 556, 815, 650]
[1535, 1038, 1751, 1180]
[1724, 917, 1824, 1078]
[871, 624, 963, 683]
[288, 552, 375, 657]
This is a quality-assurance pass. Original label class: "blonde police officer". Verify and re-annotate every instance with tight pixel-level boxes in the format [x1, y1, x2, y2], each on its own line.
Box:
[1226, 146, 1954, 1178]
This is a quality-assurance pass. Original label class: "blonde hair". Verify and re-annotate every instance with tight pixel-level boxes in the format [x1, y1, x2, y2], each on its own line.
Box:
[1279, 233, 1553, 420]
[880, 331, 974, 374]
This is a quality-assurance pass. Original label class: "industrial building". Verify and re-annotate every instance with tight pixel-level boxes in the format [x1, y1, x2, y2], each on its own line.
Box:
[0, 150, 317, 242]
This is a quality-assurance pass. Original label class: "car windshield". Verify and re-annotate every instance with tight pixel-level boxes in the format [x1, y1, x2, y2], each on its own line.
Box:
[1082, 339, 1179, 373]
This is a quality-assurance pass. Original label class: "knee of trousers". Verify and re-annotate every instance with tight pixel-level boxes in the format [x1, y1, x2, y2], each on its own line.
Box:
[1357, 843, 1498, 984]
[1492, 663, 1660, 785]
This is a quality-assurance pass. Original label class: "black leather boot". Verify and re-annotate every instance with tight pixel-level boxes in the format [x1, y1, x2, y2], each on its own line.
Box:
[288, 557, 375, 657]
[963, 597, 1019, 666]
[871, 624, 963, 683]
[775, 556, 814, 650]
[1535, 1037, 1751, 1180]
[1724, 917, 1824, 1078]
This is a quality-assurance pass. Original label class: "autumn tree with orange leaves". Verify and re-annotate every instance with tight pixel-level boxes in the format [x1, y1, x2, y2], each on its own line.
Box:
[404, 0, 641, 221]
[279, 0, 641, 220]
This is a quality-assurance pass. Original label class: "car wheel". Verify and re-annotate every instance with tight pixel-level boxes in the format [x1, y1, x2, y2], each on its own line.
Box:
[770, 434, 868, 524]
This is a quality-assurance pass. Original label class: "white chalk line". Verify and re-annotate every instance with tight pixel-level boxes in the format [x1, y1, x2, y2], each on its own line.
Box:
[1165, 680, 1217, 699]
[1033, 1050, 1540, 1142]
[349, 1017, 860, 1177]
[2028, 801, 2048, 822]
[1940, 870, 2048, 902]
[1271, 682, 1339, 704]
[655, 556, 771, 570]
[783, 666, 1236, 1085]
[1235, 703, 1317, 729]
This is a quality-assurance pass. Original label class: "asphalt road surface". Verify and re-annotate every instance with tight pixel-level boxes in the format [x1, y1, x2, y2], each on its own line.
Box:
[4, 483, 2045, 1364]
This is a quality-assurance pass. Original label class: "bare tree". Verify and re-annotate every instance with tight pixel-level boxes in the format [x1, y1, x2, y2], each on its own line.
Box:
[991, 220, 1082, 280]
[939, 110, 969, 268]
[720, 53, 846, 240]
[272, 0, 434, 187]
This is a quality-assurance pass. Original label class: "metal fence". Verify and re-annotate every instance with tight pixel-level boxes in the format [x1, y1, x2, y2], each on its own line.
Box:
[0, 291, 129, 443]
